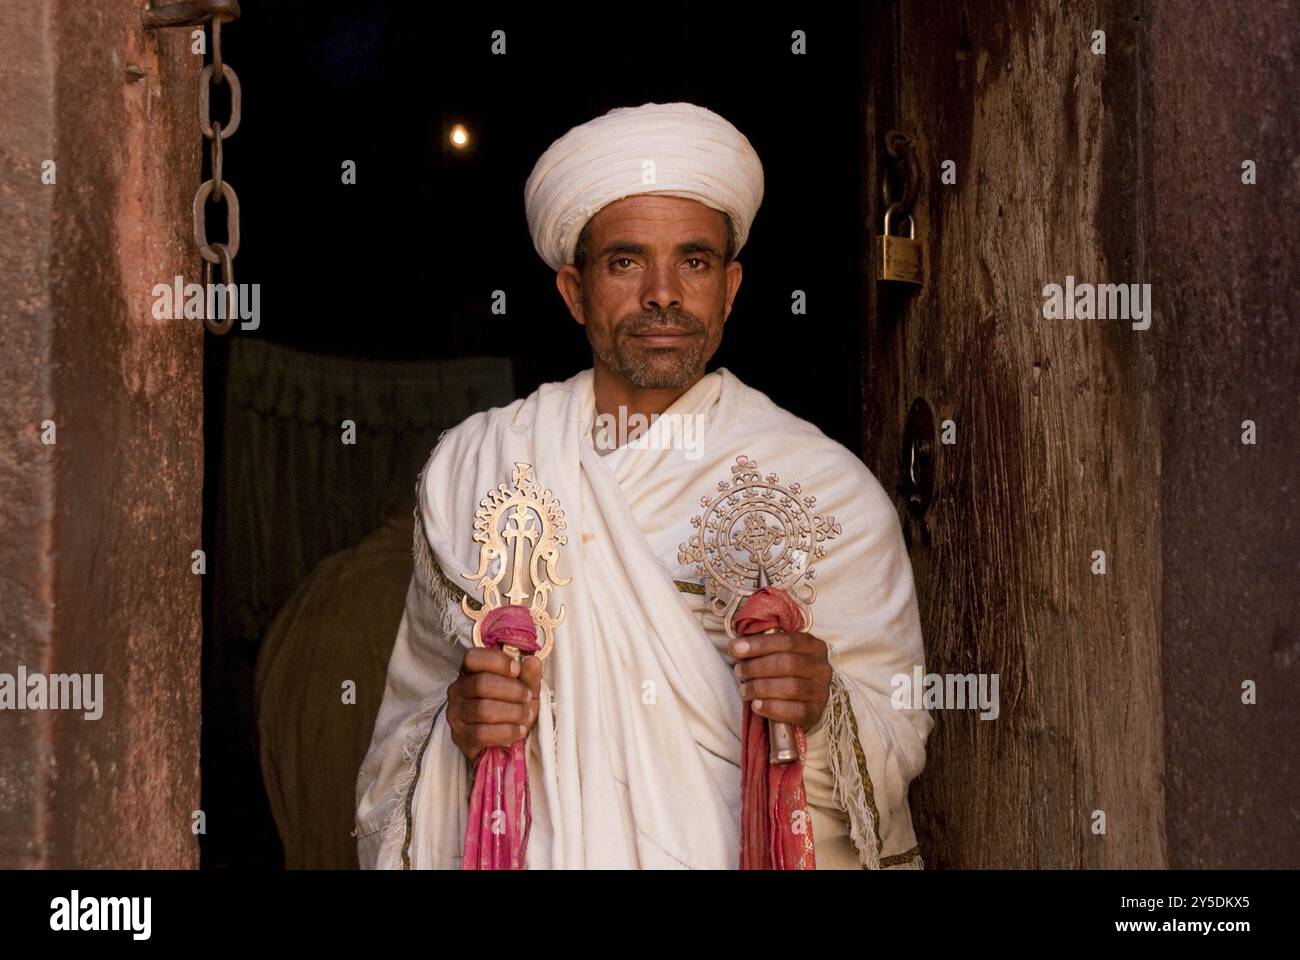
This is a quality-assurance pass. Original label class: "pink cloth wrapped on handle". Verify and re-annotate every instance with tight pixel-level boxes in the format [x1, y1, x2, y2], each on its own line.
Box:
[735, 587, 817, 870]
[461, 604, 539, 870]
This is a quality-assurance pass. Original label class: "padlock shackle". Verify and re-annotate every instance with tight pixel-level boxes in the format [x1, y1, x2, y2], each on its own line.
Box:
[883, 201, 915, 239]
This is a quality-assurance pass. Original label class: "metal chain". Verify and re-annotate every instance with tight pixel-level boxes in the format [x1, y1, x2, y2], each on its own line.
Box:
[195, 16, 241, 335]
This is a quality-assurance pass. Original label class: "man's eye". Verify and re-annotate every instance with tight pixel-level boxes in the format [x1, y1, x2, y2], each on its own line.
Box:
[611, 257, 635, 270]
[685, 258, 707, 269]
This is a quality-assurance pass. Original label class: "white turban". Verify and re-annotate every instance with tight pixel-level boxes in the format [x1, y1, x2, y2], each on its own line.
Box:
[524, 102, 765, 271]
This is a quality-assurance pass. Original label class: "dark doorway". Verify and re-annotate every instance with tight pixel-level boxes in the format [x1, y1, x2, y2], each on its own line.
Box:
[200, 2, 870, 868]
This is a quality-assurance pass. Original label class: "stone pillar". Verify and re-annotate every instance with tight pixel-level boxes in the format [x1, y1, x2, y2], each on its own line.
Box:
[0, 0, 203, 867]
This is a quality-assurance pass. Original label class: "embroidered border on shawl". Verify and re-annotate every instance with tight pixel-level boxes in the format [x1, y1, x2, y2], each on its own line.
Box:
[397, 700, 447, 869]
[374, 693, 446, 870]
[825, 671, 884, 869]
[880, 845, 922, 868]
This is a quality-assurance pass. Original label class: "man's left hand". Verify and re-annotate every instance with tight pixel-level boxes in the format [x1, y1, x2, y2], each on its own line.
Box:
[729, 632, 832, 730]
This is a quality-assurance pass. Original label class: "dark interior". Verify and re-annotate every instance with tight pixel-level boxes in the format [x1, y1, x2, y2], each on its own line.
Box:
[199, 1, 869, 868]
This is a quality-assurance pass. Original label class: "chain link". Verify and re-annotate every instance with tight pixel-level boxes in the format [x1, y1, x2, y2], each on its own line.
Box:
[195, 15, 240, 333]
[210, 120, 223, 194]
[193, 179, 240, 262]
[202, 243, 236, 335]
[198, 63, 240, 137]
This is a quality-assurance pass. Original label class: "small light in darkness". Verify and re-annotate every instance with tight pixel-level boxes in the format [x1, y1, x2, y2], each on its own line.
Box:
[450, 124, 470, 149]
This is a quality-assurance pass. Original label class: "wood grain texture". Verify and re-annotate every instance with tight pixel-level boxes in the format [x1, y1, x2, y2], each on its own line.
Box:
[864, 0, 1166, 867]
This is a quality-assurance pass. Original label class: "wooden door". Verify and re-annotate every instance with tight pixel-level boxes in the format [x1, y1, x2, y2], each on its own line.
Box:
[864, 1, 1165, 868]
[866, 0, 1299, 869]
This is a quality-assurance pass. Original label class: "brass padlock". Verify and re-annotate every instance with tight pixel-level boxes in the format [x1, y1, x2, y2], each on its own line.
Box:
[878, 203, 922, 285]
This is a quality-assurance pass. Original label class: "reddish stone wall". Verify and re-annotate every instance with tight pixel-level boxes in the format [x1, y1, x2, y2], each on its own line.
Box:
[0, 0, 203, 867]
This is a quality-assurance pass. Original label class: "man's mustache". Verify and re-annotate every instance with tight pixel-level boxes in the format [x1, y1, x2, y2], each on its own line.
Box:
[618, 309, 705, 336]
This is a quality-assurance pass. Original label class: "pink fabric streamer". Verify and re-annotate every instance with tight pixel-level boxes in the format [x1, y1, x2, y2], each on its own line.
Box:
[735, 587, 817, 870]
[462, 604, 539, 870]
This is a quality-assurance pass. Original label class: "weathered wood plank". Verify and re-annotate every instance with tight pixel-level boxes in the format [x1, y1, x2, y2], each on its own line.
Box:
[865, 0, 1165, 867]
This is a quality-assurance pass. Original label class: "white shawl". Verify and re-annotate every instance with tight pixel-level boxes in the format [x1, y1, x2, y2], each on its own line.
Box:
[355, 367, 932, 869]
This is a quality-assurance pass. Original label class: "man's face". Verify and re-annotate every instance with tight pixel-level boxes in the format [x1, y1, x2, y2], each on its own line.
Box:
[556, 195, 743, 391]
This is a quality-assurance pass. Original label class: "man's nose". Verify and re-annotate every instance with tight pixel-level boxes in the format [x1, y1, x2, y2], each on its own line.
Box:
[640, 261, 683, 311]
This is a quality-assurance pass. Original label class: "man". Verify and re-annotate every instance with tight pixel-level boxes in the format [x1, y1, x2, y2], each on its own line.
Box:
[355, 101, 932, 869]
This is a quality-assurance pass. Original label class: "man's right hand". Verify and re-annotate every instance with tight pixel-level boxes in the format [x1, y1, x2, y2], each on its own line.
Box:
[447, 648, 542, 764]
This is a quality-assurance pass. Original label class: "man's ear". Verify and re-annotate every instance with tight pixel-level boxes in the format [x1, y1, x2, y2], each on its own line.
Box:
[722, 259, 743, 322]
[555, 265, 587, 326]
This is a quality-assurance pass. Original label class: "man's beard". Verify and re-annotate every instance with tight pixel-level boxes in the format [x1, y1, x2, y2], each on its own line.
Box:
[592, 306, 715, 389]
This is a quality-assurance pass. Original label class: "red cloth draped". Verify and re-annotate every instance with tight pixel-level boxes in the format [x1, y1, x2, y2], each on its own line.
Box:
[462, 605, 538, 870]
[735, 587, 817, 870]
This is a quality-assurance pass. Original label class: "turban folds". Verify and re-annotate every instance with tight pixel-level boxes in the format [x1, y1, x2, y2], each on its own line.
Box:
[524, 102, 765, 271]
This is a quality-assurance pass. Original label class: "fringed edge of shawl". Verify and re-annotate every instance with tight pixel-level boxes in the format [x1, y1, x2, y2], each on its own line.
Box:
[377, 692, 448, 870]
[380, 441, 477, 869]
[825, 671, 883, 870]
[411, 463, 471, 648]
